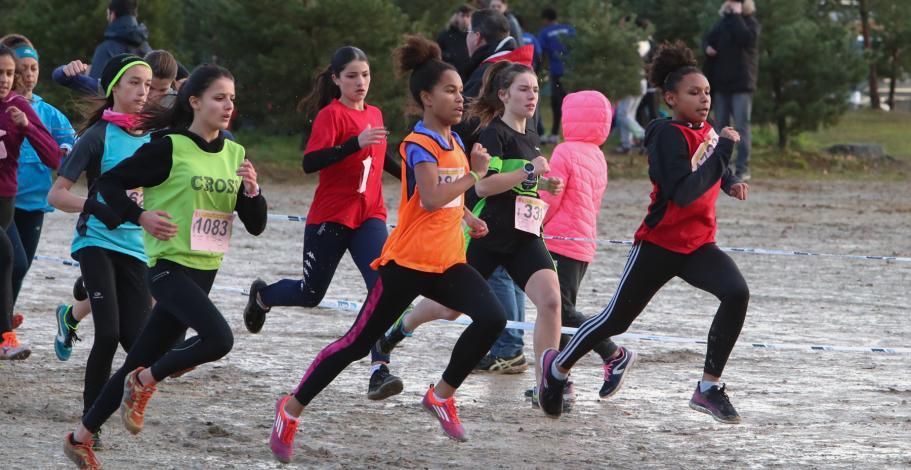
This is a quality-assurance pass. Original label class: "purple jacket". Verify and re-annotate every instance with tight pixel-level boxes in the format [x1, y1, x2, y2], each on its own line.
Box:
[0, 92, 62, 197]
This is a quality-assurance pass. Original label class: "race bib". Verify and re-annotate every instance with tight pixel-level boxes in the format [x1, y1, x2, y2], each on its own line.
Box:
[514, 196, 548, 235]
[126, 188, 144, 209]
[358, 156, 372, 194]
[190, 209, 234, 253]
[437, 167, 464, 209]
[0, 129, 7, 159]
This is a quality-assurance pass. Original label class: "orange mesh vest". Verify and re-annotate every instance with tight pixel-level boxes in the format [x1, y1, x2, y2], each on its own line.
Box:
[371, 132, 469, 273]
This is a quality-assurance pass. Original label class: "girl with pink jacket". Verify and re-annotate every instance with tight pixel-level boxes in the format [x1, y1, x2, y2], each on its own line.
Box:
[540, 90, 636, 401]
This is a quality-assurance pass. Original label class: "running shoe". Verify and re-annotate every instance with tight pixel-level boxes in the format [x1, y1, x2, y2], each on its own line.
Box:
[421, 385, 467, 442]
[63, 433, 100, 470]
[689, 381, 742, 424]
[375, 312, 411, 355]
[11, 313, 23, 329]
[536, 348, 566, 418]
[526, 381, 574, 413]
[73, 276, 87, 301]
[120, 367, 157, 434]
[244, 278, 269, 333]
[0, 331, 30, 360]
[55, 304, 81, 361]
[599, 346, 637, 399]
[270, 394, 299, 463]
[366, 365, 404, 401]
[473, 352, 528, 374]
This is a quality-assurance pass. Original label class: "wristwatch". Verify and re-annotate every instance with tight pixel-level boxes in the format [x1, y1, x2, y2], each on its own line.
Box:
[523, 162, 536, 178]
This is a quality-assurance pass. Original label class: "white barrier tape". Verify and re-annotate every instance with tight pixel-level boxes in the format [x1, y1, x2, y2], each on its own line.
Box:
[32, 254, 910, 355]
[266, 214, 911, 263]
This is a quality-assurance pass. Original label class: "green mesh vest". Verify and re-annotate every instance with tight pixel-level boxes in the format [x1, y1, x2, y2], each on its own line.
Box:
[142, 134, 245, 270]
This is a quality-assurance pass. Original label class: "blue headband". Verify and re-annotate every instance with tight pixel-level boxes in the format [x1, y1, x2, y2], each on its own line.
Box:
[13, 46, 39, 62]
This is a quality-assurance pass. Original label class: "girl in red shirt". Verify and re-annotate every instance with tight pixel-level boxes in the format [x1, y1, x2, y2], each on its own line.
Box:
[541, 41, 750, 424]
[243, 46, 404, 400]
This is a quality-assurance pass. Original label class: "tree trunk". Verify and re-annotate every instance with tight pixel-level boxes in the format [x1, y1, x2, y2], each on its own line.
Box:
[888, 49, 898, 111]
[859, 0, 881, 109]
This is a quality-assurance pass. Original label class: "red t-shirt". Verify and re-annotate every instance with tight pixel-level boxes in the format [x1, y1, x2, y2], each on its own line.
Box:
[305, 99, 387, 228]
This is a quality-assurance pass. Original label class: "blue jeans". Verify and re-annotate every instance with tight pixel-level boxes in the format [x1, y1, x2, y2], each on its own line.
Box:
[487, 267, 525, 357]
[616, 95, 645, 149]
[713, 92, 753, 175]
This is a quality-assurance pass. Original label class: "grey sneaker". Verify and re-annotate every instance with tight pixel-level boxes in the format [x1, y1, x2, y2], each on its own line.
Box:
[689, 381, 741, 424]
[473, 352, 528, 374]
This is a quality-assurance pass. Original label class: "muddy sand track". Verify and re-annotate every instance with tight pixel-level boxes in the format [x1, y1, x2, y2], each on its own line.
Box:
[2, 179, 909, 468]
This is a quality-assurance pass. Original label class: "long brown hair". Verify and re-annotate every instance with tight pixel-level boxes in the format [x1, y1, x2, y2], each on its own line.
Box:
[139, 64, 234, 132]
[297, 46, 369, 120]
[466, 61, 534, 128]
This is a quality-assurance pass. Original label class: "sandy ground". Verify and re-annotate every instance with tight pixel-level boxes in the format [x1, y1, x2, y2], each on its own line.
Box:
[1, 177, 909, 468]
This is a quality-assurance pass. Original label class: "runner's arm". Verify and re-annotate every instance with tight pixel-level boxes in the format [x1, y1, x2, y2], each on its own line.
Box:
[95, 138, 173, 225]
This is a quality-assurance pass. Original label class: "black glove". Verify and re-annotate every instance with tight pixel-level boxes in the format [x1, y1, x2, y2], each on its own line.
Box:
[83, 198, 123, 230]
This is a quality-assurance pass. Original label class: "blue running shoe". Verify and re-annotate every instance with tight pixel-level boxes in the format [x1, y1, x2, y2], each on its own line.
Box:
[599, 346, 637, 399]
[54, 304, 79, 361]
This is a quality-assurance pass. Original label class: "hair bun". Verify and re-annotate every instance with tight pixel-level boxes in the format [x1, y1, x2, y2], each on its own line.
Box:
[647, 40, 698, 88]
[395, 35, 442, 76]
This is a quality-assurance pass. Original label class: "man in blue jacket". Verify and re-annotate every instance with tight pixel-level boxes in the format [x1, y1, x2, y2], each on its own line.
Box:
[538, 7, 575, 144]
[89, 0, 152, 79]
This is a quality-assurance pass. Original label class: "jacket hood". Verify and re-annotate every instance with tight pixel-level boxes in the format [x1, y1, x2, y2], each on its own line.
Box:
[561, 91, 612, 145]
[643, 117, 675, 148]
[104, 15, 150, 47]
[482, 44, 534, 68]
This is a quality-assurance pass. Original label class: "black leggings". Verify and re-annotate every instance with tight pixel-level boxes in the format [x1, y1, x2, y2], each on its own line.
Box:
[550, 75, 567, 135]
[292, 261, 506, 406]
[82, 260, 231, 432]
[552, 252, 618, 361]
[556, 242, 749, 377]
[0, 197, 15, 334]
[76, 246, 152, 415]
[466, 237, 555, 288]
[8, 208, 45, 303]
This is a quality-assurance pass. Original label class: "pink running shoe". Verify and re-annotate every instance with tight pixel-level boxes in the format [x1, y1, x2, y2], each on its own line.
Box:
[421, 384, 467, 442]
[270, 395, 299, 463]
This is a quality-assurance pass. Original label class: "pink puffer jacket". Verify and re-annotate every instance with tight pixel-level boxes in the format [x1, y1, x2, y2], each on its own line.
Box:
[540, 91, 612, 263]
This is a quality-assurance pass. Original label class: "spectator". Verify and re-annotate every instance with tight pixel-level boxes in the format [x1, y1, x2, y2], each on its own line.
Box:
[488, 0, 524, 47]
[437, 5, 475, 80]
[538, 7, 575, 144]
[89, 0, 152, 80]
[613, 17, 650, 154]
[703, 0, 759, 180]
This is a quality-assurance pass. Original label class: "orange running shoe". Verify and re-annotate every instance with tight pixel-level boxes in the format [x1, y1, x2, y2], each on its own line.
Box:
[0, 331, 30, 360]
[421, 384, 468, 442]
[63, 433, 101, 469]
[120, 367, 157, 434]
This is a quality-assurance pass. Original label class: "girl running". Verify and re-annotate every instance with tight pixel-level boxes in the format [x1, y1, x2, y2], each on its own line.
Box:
[62, 64, 267, 468]
[268, 36, 506, 462]
[243, 46, 403, 400]
[0, 34, 75, 325]
[52, 49, 181, 363]
[48, 54, 155, 447]
[538, 90, 636, 401]
[376, 60, 565, 393]
[537, 41, 750, 423]
[0, 44, 62, 360]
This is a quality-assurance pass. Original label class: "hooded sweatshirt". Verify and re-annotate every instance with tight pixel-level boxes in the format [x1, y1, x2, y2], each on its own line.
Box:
[89, 15, 153, 80]
[540, 91, 612, 263]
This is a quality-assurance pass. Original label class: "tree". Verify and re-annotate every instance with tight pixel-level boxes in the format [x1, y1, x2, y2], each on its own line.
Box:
[869, 0, 911, 111]
[753, 0, 866, 148]
[561, 0, 646, 101]
[858, 0, 881, 109]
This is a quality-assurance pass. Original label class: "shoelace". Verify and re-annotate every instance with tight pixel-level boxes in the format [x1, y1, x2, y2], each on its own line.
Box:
[279, 416, 298, 444]
[65, 330, 82, 348]
[74, 439, 101, 468]
[442, 398, 462, 426]
[131, 381, 156, 412]
[715, 386, 734, 406]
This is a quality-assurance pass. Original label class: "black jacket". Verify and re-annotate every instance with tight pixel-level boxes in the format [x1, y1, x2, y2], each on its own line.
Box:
[89, 16, 153, 79]
[703, 14, 760, 93]
[437, 26, 472, 81]
[455, 38, 517, 151]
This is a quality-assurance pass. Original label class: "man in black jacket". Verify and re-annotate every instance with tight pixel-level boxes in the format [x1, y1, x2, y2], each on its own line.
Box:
[89, 0, 153, 80]
[704, 0, 759, 180]
[437, 5, 475, 80]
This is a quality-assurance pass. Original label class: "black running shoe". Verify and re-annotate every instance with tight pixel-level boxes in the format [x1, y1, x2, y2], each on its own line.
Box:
[599, 346, 637, 399]
[366, 365, 404, 401]
[537, 348, 566, 418]
[473, 352, 528, 374]
[375, 313, 411, 355]
[689, 381, 742, 424]
[244, 279, 270, 334]
[73, 276, 87, 301]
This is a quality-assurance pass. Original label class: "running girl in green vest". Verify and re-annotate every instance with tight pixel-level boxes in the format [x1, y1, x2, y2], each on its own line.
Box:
[63, 64, 267, 469]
